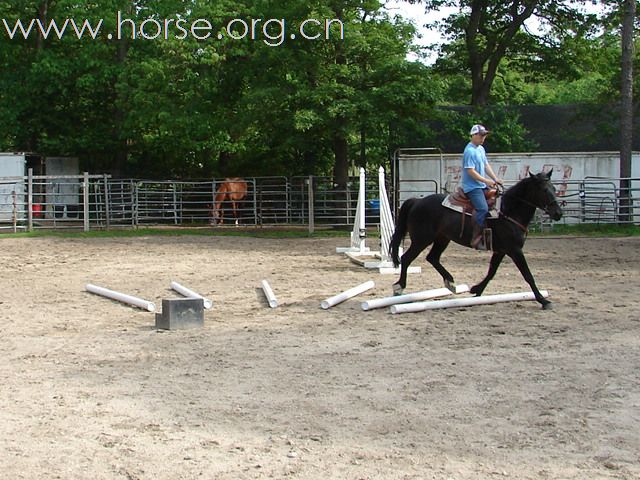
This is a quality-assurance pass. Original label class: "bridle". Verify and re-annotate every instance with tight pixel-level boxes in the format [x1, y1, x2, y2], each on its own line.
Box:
[495, 182, 558, 233]
[500, 183, 559, 217]
[511, 196, 559, 217]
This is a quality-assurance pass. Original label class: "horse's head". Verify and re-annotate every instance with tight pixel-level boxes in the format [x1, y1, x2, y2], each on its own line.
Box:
[528, 170, 563, 221]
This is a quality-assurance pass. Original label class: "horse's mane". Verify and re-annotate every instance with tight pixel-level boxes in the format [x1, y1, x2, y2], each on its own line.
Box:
[502, 175, 535, 202]
[501, 173, 550, 216]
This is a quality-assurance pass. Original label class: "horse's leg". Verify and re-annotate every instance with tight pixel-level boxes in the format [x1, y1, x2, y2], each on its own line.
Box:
[231, 200, 238, 225]
[470, 252, 506, 296]
[508, 249, 552, 309]
[425, 238, 456, 292]
[392, 238, 429, 295]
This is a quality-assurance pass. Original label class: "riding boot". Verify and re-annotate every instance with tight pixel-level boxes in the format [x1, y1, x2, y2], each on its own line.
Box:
[471, 222, 487, 251]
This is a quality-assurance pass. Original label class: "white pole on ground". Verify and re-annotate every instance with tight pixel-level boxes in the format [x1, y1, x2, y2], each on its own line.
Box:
[321, 280, 375, 310]
[261, 280, 279, 308]
[361, 284, 469, 311]
[170, 281, 213, 309]
[389, 290, 549, 314]
[85, 283, 156, 312]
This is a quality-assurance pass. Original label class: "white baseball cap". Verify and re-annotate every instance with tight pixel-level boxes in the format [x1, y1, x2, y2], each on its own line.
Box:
[470, 124, 490, 136]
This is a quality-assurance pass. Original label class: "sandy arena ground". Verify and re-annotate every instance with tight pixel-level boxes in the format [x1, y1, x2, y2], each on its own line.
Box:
[0, 234, 638, 480]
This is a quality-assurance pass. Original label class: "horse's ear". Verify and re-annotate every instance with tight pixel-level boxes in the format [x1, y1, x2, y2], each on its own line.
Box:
[529, 172, 535, 179]
[545, 169, 553, 179]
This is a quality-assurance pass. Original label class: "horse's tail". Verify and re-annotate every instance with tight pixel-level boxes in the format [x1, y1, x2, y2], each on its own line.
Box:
[390, 197, 417, 267]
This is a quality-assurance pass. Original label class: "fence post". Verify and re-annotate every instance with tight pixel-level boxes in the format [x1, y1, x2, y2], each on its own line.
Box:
[133, 181, 139, 229]
[12, 190, 18, 233]
[286, 180, 291, 224]
[27, 168, 33, 232]
[579, 181, 586, 223]
[252, 179, 258, 226]
[83, 172, 90, 232]
[172, 182, 178, 225]
[618, 177, 633, 225]
[307, 176, 314, 234]
[103, 174, 111, 230]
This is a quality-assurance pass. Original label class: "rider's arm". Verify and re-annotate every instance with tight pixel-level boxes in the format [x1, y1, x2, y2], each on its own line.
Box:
[465, 167, 495, 188]
[484, 163, 503, 185]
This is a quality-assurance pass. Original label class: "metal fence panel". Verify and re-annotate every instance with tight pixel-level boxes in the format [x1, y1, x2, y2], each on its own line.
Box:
[1, 173, 638, 233]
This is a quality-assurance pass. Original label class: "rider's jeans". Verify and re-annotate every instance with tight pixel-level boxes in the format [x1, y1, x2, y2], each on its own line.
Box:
[465, 187, 489, 227]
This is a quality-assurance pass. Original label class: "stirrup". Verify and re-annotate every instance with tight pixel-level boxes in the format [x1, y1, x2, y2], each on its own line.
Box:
[472, 228, 492, 251]
[483, 228, 493, 251]
[471, 234, 486, 251]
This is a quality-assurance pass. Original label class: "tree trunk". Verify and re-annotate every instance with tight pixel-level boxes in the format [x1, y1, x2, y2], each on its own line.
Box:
[112, 32, 130, 177]
[466, 0, 536, 107]
[110, 2, 136, 177]
[359, 127, 366, 168]
[36, 1, 48, 52]
[332, 128, 349, 189]
[619, 0, 635, 224]
[332, 125, 350, 228]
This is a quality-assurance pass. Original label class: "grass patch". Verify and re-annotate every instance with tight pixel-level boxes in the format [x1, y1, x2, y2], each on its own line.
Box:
[2, 224, 638, 240]
[536, 223, 640, 237]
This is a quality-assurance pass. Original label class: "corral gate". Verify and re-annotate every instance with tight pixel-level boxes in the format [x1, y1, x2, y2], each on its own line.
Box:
[394, 149, 640, 225]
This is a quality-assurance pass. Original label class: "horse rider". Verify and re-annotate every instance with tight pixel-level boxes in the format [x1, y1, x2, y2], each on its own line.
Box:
[461, 124, 503, 250]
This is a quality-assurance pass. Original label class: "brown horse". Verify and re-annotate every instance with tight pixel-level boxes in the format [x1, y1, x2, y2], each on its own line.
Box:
[210, 178, 248, 225]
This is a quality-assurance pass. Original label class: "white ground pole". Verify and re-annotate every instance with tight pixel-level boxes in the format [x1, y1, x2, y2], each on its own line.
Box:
[261, 280, 279, 308]
[346, 166, 420, 275]
[361, 284, 470, 311]
[390, 290, 549, 314]
[336, 167, 371, 255]
[170, 281, 213, 309]
[85, 283, 156, 312]
[321, 280, 375, 310]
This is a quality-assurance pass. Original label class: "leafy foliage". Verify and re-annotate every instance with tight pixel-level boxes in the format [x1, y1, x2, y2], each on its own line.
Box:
[2, 0, 636, 176]
[0, 0, 440, 179]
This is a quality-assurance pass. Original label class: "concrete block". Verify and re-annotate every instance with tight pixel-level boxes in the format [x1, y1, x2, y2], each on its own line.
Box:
[155, 298, 204, 330]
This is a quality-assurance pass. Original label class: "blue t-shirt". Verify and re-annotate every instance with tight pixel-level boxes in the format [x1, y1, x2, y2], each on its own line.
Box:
[461, 142, 487, 193]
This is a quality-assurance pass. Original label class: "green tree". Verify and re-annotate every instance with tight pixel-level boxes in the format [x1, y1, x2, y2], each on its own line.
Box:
[619, 0, 635, 223]
[408, 0, 600, 106]
[0, 0, 441, 181]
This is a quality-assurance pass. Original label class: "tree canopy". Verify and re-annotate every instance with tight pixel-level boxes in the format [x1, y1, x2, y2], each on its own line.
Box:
[0, 0, 637, 179]
[0, 0, 439, 180]
[410, 0, 609, 105]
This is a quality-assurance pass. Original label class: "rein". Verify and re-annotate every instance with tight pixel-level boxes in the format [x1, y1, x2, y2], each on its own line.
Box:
[499, 211, 528, 234]
[510, 195, 557, 216]
[502, 182, 558, 221]
[478, 186, 528, 235]
[498, 185, 552, 235]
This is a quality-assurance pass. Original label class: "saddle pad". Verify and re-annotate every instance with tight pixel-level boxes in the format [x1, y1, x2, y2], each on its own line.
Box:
[442, 195, 466, 214]
[442, 195, 499, 218]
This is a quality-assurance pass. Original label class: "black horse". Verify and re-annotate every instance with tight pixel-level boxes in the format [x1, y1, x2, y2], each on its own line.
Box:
[390, 171, 563, 309]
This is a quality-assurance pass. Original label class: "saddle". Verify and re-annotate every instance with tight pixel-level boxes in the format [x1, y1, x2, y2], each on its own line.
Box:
[442, 187, 499, 218]
[442, 188, 500, 250]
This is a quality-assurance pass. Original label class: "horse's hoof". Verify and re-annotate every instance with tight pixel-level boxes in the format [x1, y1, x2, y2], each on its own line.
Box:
[542, 302, 553, 310]
[392, 284, 404, 296]
[444, 280, 456, 293]
[470, 285, 481, 296]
